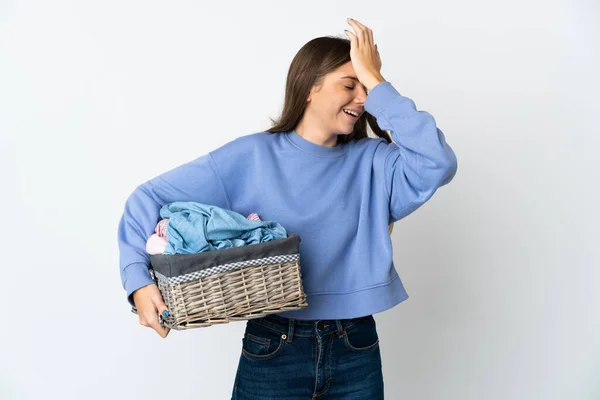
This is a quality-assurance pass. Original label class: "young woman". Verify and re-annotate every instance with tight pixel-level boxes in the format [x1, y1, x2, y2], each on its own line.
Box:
[118, 18, 457, 399]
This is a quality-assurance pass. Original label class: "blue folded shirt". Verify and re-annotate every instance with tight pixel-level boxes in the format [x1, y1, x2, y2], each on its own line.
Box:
[159, 201, 287, 255]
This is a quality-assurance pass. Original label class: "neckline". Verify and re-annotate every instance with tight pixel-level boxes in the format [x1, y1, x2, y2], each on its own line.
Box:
[285, 130, 347, 157]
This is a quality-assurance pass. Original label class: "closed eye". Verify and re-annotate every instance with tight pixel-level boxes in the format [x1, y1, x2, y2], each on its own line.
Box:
[344, 86, 355, 90]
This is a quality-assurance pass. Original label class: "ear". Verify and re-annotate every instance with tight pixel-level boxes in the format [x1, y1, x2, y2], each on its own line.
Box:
[307, 82, 322, 103]
[307, 87, 314, 103]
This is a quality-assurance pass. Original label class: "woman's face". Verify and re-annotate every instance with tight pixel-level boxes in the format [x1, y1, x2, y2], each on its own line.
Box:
[306, 61, 368, 136]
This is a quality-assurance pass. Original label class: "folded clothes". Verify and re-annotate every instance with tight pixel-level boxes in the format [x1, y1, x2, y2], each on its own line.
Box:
[145, 212, 263, 255]
[158, 202, 286, 255]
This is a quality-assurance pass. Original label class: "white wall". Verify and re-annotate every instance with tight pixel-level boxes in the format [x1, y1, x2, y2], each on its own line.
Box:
[1, 0, 598, 399]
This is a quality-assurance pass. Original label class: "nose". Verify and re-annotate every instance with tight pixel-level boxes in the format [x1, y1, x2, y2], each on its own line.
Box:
[354, 85, 367, 104]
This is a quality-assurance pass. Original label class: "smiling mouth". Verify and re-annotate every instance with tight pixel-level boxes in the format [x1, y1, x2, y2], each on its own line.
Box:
[342, 109, 360, 120]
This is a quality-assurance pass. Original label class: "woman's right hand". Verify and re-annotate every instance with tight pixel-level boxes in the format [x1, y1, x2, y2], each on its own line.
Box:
[132, 284, 171, 338]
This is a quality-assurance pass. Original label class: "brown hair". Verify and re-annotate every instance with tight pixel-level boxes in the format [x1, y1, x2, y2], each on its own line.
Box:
[266, 36, 392, 145]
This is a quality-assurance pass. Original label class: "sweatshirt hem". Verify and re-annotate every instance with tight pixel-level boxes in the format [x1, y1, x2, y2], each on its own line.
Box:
[275, 274, 409, 320]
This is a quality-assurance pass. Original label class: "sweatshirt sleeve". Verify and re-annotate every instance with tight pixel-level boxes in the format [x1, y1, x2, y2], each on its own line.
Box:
[117, 152, 230, 307]
[365, 81, 458, 223]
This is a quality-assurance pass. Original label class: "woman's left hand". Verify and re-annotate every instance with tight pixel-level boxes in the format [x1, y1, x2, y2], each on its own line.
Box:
[344, 18, 386, 91]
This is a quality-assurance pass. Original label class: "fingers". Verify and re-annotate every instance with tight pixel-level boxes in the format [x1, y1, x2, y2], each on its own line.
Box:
[154, 297, 170, 320]
[151, 293, 171, 338]
[347, 18, 375, 47]
[347, 18, 366, 46]
[344, 29, 357, 44]
[150, 319, 171, 338]
[134, 284, 171, 338]
[140, 307, 170, 338]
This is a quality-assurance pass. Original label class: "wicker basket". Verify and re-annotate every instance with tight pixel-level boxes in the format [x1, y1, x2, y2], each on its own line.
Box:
[147, 233, 307, 330]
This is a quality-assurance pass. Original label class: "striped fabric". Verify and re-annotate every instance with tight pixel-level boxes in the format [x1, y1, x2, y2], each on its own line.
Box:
[247, 213, 261, 221]
[155, 219, 169, 238]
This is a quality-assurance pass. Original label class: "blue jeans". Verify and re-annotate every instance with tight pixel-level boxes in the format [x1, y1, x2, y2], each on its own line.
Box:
[231, 313, 384, 399]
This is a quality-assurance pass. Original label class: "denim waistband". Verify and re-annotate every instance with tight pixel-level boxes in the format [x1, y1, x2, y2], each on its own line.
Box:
[248, 313, 374, 339]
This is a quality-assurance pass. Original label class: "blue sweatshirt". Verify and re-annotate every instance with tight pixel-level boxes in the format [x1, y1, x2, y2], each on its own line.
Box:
[117, 81, 458, 320]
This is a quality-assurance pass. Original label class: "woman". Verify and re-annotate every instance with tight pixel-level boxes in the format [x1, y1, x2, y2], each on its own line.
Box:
[118, 18, 457, 399]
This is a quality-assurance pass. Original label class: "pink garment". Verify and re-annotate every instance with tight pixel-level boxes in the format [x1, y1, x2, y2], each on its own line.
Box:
[155, 218, 169, 238]
[247, 213, 261, 221]
[146, 233, 168, 255]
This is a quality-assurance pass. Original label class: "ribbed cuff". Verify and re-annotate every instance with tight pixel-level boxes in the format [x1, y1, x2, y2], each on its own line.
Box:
[123, 262, 156, 308]
[365, 81, 413, 119]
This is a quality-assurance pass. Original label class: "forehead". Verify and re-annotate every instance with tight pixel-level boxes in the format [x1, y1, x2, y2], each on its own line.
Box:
[331, 62, 356, 80]
[326, 62, 367, 91]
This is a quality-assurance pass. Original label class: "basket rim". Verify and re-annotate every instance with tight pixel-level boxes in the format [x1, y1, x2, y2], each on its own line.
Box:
[149, 232, 301, 277]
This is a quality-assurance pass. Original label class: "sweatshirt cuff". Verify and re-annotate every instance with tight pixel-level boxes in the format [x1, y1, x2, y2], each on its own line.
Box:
[123, 262, 156, 308]
[365, 81, 412, 119]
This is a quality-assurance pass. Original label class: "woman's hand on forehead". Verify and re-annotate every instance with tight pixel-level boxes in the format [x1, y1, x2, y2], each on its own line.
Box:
[344, 18, 386, 92]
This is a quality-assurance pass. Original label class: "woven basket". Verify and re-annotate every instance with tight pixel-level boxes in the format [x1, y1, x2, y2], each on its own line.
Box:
[147, 233, 307, 330]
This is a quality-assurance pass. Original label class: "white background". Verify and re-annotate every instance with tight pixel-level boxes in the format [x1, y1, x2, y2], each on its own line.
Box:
[1, 0, 598, 399]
